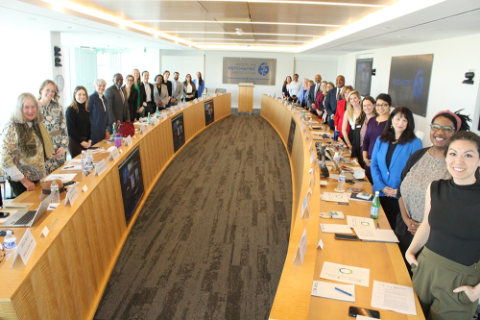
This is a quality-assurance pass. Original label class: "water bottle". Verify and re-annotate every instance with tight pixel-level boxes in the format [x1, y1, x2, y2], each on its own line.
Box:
[85, 150, 94, 172]
[371, 191, 380, 220]
[273, 93, 276, 98]
[302, 110, 305, 120]
[155, 107, 160, 118]
[50, 180, 60, 204]
[112, 122, 116, 136]
[4, 230, 17, 249]
[81, 150, 86, 170]
[337, 171, 346, 192]
[114, 133, 122, 148]
[147, 112, 151, 125]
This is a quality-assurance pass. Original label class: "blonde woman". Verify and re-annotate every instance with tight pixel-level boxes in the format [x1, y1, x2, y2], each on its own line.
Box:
[66, 86, 91, 158]
[1, 93, 54, 196]
[132, 69, 144, 117]
[38, 79, 68, 174]
[342, 90, 366, 165]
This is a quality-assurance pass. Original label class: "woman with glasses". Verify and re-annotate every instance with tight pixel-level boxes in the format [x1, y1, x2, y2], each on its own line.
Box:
[370, 106, 423, 230]
[396, 110, 471, 273]
[362, 93, 391, 182]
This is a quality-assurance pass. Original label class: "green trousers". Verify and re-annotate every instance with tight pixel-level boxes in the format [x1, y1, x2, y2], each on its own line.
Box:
[412, 247, 480, 320]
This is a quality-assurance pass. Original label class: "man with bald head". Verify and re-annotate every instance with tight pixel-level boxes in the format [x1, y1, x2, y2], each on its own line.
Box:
[307, 74, 323, 116]
[325, 75, 345, 130]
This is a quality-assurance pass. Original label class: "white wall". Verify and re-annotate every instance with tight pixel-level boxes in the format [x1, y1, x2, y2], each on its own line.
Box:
[0, 27, 54, 121]
[337, 33, 480, 145]
[294, 55, 338, 85]
[161, 54, 205, 82]
[122, 48, 161, 77]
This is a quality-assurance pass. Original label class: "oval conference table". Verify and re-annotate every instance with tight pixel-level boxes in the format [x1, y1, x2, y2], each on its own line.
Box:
[261, 94, 425, 320]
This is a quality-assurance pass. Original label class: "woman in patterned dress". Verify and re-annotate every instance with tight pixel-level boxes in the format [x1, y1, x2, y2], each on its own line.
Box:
[38, 79, 68, 174]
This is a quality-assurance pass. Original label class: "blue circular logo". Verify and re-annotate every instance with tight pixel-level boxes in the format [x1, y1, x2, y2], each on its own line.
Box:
[258, 62, 269, 76]
[413, 69, 424, 98]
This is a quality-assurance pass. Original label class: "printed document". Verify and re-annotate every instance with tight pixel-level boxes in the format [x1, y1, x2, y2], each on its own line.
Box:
[321, 192, 351, 203]
[311, 280, 355, 302]
[371, 280, 417, 315]
[347, 216, 375, 229]
[320, 224, 352, 234]
[354, 228, 399, 243]
[320, 261, 370, 287]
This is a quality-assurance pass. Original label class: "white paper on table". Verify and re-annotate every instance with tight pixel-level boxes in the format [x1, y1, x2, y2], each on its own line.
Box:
[371, 280, 417, 315]
[321, 192, 351, 203]
[356, 316, 379, 320]
[45, 174, 77, 183]
[2, 200, 32, 209]
[328, 174, 339, 180]
[354, 228, 399, 243]
[0, 209, 17, 223]
[320, 224, 352, 234]
[320, 261, 370, 287]
[311, 280, 355, 302]
[347, 216, 376, 229]
[61, 159, 83, 171]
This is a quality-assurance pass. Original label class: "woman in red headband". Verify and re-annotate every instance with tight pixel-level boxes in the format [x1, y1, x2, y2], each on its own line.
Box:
[396, 109, 471, 275]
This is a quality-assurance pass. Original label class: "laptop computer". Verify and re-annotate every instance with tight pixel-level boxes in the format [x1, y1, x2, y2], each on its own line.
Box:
[1, 194, 52, 228]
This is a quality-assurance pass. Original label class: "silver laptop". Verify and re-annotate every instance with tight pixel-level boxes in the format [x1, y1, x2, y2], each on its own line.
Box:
[1, 194, 52, 228]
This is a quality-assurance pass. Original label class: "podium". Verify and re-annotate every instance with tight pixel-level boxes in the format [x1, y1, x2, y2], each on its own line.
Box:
[238, 83, 254, 113]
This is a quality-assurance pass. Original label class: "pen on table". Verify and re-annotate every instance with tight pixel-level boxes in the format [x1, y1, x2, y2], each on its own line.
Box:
[49, 219, 58, 230]
[377, 223, 380, 229]
[63, 166, 74, 170]
[335, 287, 352, 297]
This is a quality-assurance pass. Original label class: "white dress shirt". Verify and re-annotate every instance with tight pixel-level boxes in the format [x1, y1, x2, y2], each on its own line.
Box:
[144, 82, 152, 102]
[288, 81, 302, 97]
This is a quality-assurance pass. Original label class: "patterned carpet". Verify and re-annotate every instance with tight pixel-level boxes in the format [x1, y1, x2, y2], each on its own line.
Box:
[94, 114, 292, 320]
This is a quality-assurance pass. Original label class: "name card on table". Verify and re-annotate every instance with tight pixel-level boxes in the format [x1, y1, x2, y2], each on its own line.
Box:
[139, 124, 146, 134]
[294, 228, 308, 265]
[317, 239, 324, 250]
[301, 188, 312, 219]
[11, 229, 36, 267]
[40, 226, 50, 238]
[64, 184, 79, 207]
[124, 136, 133, 147]
[309, 167, 316, 188]
[95, 159, 107, 176]
[151, 117, 159, 125]
[310, 150, 316, 164]
[108, 147, 120, 162]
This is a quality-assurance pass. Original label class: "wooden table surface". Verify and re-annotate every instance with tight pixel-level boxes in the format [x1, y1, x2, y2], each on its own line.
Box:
[260, 95, 425, 320]
[0, 94, 232, 320]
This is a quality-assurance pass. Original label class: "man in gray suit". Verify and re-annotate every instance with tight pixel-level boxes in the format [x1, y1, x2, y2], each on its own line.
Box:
[171, 72, 184, 106]
[104, 73, 130, 124]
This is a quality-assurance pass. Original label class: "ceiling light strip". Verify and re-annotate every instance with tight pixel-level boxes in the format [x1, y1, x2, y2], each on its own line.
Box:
[163, 31, 317, 37]
[129, 20, 344, 28]
[197, 44, 299, 52]
[192, 0, 387, 8]
[189, 38, 307, 43]
[40, 0, 197, 47]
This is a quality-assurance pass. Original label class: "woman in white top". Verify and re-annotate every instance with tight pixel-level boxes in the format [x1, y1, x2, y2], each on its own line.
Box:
[153, 74, 169, 110]
[183, 74, 197, 102]
[288, 73, 302, 102]
[342, 90, 366, 164]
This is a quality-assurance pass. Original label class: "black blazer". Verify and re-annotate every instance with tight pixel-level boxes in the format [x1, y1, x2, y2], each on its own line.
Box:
[140, 82, 155, 105]
[282, 85, 290, 98]
[325, 87, 341, 116]
[122, 85, 139, 122]
[307, 85, 317, 107]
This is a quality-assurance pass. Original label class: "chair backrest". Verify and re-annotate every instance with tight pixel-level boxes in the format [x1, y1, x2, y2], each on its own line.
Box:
[215, 88, 227, 93]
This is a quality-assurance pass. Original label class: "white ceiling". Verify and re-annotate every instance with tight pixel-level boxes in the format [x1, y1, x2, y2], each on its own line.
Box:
[1, 0, 479, 54]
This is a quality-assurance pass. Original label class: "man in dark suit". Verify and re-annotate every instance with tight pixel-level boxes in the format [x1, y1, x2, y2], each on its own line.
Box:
[104, 73, 130, 124]
[307, 74, 323, 116]
[122, 74, 139, 122]
[140, 71, 155, 116]
[89, 78, 111, 145]
[325, 75, 345, 130]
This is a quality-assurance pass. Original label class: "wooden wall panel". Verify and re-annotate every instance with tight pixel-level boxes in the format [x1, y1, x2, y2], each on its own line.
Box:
[0, 94, 231, 320]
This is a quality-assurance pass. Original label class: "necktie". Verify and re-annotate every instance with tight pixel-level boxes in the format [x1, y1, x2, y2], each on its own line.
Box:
[119, 88, 125, 103]
[99, 95, 106, 112]
[336, 88, 340, 101]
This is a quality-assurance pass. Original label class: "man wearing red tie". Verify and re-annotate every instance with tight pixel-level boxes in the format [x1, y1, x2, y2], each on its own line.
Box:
[325, 75, 345, 130]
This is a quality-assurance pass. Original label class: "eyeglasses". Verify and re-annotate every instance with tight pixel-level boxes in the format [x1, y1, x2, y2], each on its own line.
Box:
[376, 103, 389, 108]
[430, 123, 455, 133]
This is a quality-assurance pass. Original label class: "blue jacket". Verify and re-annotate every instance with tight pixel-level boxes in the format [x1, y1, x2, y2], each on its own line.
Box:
[193, 78, 205, 98]
[88, 91, 110, 146]
[370, 136, 423, 197]
[297, 87, 309, 107]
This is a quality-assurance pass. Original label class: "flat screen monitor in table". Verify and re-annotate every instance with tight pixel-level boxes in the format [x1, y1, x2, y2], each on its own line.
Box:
[172, 113, 185, 152]
[118, 146, 144, 224]
[205, 100, 215, 126]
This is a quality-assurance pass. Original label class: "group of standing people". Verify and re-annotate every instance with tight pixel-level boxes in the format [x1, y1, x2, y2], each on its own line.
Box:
[0, 70, 206, 197]
[284, 72, 480, 320]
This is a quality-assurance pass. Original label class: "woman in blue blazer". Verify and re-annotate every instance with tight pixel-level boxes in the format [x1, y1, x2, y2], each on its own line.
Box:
[370, 106, 423, 230]
[193, 72, 205, 98]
